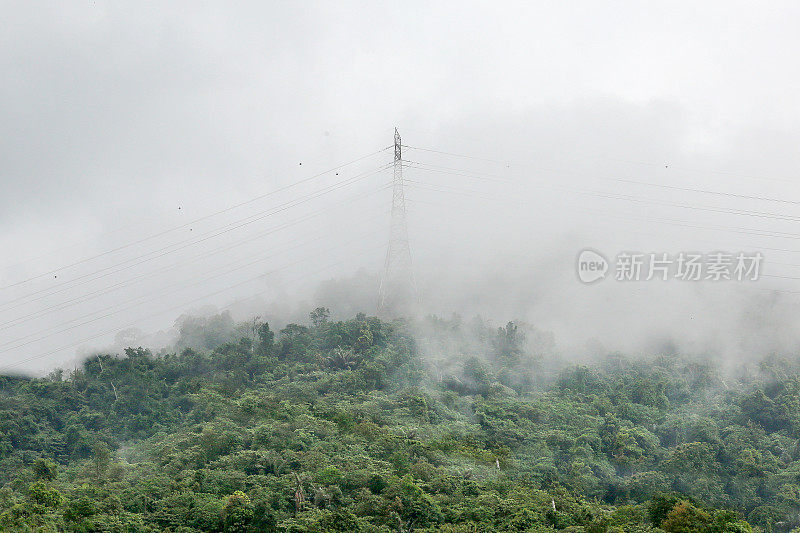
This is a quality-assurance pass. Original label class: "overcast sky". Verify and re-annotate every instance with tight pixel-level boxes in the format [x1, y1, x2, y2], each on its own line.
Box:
[3, 1, 800, 373]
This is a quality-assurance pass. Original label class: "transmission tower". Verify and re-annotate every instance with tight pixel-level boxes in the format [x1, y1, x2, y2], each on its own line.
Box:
[378, 128, 416, 315]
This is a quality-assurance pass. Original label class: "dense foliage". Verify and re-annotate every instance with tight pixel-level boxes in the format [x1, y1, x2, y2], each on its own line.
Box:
[0, 310, 797, 531]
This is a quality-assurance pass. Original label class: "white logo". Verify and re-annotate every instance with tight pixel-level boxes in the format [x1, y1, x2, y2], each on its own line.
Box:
[577, 249, 609, 284]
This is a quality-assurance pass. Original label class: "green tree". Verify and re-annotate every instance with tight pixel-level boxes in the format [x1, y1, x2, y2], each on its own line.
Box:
[661, 501, 710, 533]
[223, 491, 253, 532]
[257, 322, 275, 354]
[28, 481, 62, 508]
[92, 442, 111, 480]
[310, 307, 331, 328]
[32, 458, 57, 481]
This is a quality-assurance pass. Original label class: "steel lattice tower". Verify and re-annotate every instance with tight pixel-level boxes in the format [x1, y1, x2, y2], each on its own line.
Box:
[378, 128, 416, 315]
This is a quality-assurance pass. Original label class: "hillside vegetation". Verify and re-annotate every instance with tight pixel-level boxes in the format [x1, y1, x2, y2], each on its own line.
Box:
[1, 310, 798, 532]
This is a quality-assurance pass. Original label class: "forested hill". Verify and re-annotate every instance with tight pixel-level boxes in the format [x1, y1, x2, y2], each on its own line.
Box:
[0, 311, 797, 532]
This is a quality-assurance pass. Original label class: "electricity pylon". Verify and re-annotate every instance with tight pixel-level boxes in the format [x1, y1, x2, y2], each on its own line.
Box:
[378, 128, 416, 315]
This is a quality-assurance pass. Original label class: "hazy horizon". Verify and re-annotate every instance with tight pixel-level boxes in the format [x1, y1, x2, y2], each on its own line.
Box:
[3, 2, 800, 373]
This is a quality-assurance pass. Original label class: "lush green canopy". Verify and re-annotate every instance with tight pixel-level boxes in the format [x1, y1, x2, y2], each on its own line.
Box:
[0, 310, 792, 531]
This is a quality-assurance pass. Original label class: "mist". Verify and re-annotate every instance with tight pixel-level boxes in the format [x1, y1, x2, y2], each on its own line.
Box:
[2, 2, 800, 375]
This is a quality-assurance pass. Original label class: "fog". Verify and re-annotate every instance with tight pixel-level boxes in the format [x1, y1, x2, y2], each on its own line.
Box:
[2, 2, 800, 373]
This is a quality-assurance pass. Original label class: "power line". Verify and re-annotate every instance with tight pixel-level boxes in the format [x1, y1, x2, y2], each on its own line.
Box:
[610, 177, 800, 206]
[0, 180, 392, 317]
[0, 200, 391, 332]
[0, 164, 392, 310]
[0, 227, 386, 353]
[0, 147, 391, 290]
[404, 163, 800, 224]
[402, 144, 509, 164]
[402, 143, 796, 184]
[403, 145, 800, 208]
[403, 160, 514, 184]
[0, 243, 383, 371]
[403, 181, 800, 244]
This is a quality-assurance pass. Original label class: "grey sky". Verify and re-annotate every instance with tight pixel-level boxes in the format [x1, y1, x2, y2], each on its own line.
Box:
[2, 2, 800, 372]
